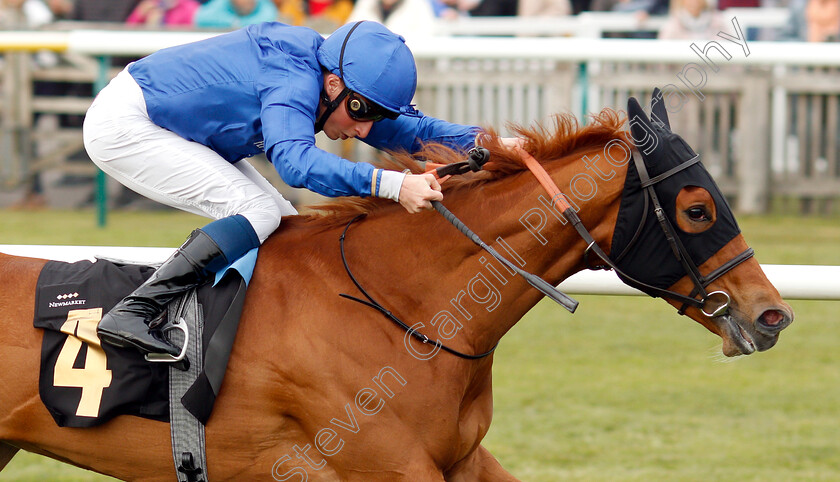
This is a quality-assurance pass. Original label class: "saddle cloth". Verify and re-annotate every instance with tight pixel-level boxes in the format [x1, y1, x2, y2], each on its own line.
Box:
[33, 257, 247, 428]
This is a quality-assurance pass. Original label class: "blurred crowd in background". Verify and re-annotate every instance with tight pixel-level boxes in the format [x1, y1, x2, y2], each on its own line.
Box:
[0, 0, 836, 42]
[0, 0, 837, 210]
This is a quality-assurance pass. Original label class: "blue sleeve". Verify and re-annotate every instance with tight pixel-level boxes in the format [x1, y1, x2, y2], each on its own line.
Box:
[268, 138, 375, 198]
[363, 109, 481, 153]
[257, 33, 375, 198]
[261, 85, 376, 198]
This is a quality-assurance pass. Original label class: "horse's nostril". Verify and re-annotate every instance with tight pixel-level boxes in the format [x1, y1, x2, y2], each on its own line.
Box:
[760, 309, 785, 326]
[756, 309, 791, 335]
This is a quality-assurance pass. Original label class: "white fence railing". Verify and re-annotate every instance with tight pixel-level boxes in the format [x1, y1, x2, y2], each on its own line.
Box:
[1, 245, 838, 300]
[431, 9, 790, 38]
[2, 29, 840, 213]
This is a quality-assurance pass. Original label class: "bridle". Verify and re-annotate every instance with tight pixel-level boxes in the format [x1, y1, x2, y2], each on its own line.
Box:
[339, 143, 755, 360]
[425, 144, 755, 318]
[511, 145, 754, 318]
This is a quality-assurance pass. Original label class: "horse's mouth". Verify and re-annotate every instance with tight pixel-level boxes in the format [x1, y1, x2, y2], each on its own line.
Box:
[717, 315, 757, 357]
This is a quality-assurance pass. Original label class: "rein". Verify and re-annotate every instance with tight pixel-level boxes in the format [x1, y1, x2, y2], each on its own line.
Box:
[338, 141, 755, 361]
[337, 147, 578, 360]
[339, 214, 498, 360]
[512, 145, 754, 317]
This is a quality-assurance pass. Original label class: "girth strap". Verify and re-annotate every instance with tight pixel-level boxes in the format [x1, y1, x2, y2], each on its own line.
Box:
[167, 290, 208, 482]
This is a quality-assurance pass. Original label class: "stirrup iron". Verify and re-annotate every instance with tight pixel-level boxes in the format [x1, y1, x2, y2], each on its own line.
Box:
[145, 318, 189, 363]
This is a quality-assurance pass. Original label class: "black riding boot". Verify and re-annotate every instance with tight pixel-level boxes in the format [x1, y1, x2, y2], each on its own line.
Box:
[97, 229, 227, 356]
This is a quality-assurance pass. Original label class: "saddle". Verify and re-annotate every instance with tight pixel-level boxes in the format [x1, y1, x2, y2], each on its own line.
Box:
[33, 257, 247, 428]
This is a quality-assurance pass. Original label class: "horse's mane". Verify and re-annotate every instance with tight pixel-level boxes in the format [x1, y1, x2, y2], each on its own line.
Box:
[300, 108, 628, 228]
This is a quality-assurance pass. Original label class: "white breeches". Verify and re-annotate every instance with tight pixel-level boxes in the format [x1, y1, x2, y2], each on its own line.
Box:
[83, 68, 297, 243]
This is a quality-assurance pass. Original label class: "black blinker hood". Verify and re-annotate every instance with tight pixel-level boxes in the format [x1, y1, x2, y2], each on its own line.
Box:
[609, 88, 742, 293]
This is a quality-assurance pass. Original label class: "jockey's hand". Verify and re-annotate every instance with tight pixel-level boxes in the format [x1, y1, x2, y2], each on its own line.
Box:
[398, 173, 443, 213]
[476, 133, 524, 151]
[498, 137, 525, 150]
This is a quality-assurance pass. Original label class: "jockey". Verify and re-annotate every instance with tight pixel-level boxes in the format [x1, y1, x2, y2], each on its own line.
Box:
[84, 20, 498, 357]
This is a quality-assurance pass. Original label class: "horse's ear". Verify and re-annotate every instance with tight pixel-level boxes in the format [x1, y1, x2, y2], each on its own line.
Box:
[627, 96, 650, 144]
[650, 87, 670, 129]
[628, 96, 661, 156]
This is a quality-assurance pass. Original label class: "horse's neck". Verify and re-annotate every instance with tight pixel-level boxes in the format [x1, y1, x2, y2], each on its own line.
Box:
[338, 149, 627, 356]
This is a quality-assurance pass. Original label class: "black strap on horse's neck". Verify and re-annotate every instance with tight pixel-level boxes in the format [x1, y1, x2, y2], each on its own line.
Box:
[431, 200, 578, 312]
[428, 147, 579, 312]
[339, 214, 498, 360]
[337, 143, 756, 357]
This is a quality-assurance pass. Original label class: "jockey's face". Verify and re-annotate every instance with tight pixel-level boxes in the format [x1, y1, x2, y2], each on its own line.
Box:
[320, 74, 374, 141]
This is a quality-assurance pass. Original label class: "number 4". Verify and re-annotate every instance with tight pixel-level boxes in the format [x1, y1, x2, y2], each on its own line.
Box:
[54, 308, 113, 417]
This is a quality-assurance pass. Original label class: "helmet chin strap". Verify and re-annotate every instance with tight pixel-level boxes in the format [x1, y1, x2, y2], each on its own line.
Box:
[316, 22, 363, 133]
[314, 87, 350, 133]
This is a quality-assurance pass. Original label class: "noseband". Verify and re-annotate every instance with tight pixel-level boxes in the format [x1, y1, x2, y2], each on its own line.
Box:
[339, 145, 755, 361]
[512, 145, 754, 318]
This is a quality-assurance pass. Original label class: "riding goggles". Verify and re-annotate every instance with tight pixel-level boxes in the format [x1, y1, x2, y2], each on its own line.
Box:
[346, 90, 399, 122]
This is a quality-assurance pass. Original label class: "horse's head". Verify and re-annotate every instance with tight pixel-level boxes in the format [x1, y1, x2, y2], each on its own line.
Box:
[611, 89, 793, 356]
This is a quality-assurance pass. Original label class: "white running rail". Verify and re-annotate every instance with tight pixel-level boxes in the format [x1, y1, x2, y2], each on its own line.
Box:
[2, 245, 837, 300]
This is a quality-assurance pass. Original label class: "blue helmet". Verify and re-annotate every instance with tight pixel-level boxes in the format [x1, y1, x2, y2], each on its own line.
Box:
[317, 21, 417, 116]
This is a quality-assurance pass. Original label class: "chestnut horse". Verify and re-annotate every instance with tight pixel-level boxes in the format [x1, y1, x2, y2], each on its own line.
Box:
[0, 101, 793, 480]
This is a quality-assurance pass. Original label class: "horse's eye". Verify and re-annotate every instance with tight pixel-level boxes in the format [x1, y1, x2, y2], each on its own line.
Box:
[687, 207, 710, 222]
